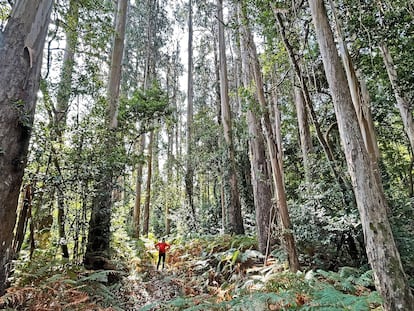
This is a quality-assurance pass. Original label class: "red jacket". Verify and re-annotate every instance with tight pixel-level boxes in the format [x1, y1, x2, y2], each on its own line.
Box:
[155, 241, 170, 254]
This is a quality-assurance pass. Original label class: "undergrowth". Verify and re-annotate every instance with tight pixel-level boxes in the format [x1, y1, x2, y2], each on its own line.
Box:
[161, 235, 383, 310]
[1, 234, 384, 310]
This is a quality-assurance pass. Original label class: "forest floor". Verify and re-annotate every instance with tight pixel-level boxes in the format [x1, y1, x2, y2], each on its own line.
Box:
[0, 235, 383, 310]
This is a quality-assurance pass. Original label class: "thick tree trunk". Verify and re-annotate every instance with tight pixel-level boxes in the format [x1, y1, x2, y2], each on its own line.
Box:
[218, 0, 244, 234]
[241, 12, 299, 272]
[240, 26, 276, 253]
[0, 0, 53, 295]
[166, 124, 173, 235]
[107, 0, 128, 130]
[84, 174, 113, 269]
[329, 0, 380, 165]
[309, 1, 414, 309]
[54, 12, 79, 257]
[247, 109, 275, 254]
[84, 0, 128, 269]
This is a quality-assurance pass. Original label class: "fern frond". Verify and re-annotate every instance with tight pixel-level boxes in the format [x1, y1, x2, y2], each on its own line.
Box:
[355, 270, 374, 288]
[311, 286, 370, 310]
[79, 269, 120, 283]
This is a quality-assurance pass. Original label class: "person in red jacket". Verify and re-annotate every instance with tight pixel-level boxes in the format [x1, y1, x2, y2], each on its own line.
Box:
[155, 238, 170, 270]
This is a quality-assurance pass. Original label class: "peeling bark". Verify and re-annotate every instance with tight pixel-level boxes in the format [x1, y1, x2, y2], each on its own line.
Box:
[0, 0, 54, 295]
[309, 0, 414, 309]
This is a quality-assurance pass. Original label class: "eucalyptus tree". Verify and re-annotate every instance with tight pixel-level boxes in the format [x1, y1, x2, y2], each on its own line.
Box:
[240, 5, 300, 272]
[133, 135, 145, 238]
[51, 0, 80, 259]
[271, 5, 354, 205]
[238, 3, 274, 253]
[185, 0, 196, 226]
[293, 85, 313, 183]
[217, 0, 244, 234]
[339, 0, 414, 195]
[0, 0, 54, 295]
[141, 0, 156, 238]
[328, 0, 380, 168]
[125, 0, 153, 238]
[309, 0, 414, 309]
[84, 0, 128, 269]
[163, 45, 183, 235]
[142, 131, 153, 236]
[373, 1, 414, 155]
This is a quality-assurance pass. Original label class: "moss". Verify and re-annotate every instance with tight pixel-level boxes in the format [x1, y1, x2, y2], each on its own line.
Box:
[369, 222, 377, 234]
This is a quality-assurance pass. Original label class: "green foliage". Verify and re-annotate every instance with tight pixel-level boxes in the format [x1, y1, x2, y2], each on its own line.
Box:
[315, 268, 375, 294]
[78, 270, 119, 283]
[78, 277, 122, 309]
[389, 197, 414, 280]
[119, 82, 171, 132]
[265, 271, 311, 294]
[9, 249, 125, 310]
[0, 1, 10, 23]
[303, 286, 382, 310]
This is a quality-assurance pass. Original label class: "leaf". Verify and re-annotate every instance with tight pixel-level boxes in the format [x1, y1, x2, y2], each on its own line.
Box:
[231, 250, 240, 266]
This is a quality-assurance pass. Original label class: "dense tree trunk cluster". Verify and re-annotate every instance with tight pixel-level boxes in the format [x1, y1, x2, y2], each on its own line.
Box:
[309, 0, 414, 308]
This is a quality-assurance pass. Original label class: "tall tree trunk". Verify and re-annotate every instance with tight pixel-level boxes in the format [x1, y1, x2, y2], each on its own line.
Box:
[241, 12, 299, 272]
[238, 6, 275, 253]
[55, 0, 79, 129]
[84, 0, 128, 269]
[133, 134, 146, 238]
[380, 43, 414, 153]
[0, 0, 54, 295]
[218, 0, 244, 234]
[247, 108, 275, 254]
[294, 85, 313, 183]
[328, 0, 380, 165]
[309, 1, 414, 309]
[213, 29, 227, 231]
[53, 154, 69, 258]
[53, 0, 80, 259]
[274, 9, 354, 206]
[143, 131, 154, 236]
[185, 0, 196, 225]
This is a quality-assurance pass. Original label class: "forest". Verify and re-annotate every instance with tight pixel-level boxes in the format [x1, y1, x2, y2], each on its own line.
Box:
[0, 0, 413, 310]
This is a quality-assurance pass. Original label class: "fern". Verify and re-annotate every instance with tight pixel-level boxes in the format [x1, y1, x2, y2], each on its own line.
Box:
[355, 270, 374, 288]
[304, 286, 370, 310]
[78, 269, 121, 283]
[79, 281, 121, 309]
[315, 268, 374, 295]
[226, 291, 298, 310]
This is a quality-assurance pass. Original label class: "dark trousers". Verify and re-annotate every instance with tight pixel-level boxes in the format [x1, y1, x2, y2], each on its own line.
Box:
[157, 252, 166, 270]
